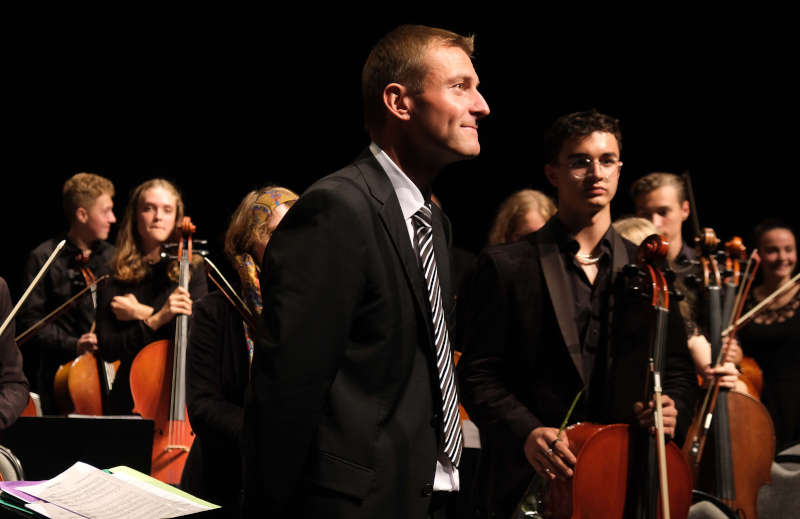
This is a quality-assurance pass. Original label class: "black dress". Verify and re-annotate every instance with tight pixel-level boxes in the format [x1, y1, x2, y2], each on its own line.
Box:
[180, 290, 250, 514]
[737, 287, 800, 452]
[96, 259, 207, 414]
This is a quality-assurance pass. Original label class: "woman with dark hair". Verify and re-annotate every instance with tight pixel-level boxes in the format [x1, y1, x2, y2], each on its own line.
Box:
[180, 186, 297, 513]
[737, 220, 799, 452]
[97, 179, 207, 414]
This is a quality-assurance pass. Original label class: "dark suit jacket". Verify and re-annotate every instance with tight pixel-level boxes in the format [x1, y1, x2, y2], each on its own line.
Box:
[0, 277, 29, 431]
[242, 151, 454, 519]
[456, 218, 697, 518]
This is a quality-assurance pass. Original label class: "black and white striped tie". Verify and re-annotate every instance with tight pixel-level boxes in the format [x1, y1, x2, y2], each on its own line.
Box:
[412, 204, 462, 467]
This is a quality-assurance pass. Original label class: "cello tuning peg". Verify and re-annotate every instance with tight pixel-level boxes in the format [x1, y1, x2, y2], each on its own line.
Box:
[192, 239, 208, 246]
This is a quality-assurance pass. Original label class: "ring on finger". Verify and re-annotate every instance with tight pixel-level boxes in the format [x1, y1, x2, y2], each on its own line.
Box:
[545, 448, 553, 456]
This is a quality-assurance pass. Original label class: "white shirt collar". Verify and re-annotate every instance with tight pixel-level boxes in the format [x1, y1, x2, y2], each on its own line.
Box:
[369, 142, 426, 221]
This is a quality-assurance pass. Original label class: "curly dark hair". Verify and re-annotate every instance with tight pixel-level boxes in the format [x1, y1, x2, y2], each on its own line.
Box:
[544, 109, 622, 164]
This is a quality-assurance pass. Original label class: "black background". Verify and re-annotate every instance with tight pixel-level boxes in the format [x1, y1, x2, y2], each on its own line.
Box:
[3, 16, 795, 298]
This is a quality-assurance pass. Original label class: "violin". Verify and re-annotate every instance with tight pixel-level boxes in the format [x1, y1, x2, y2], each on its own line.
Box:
[129, 216, 200, 484]
[537, 235, 692, 519]
[682, 229, 775, 519]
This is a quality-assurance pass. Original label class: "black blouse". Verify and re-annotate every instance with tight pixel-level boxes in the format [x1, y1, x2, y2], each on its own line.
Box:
[737, 288, 800, 452]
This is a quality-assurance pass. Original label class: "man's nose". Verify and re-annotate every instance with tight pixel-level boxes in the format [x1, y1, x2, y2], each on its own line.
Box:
[472, 90, 490, 118]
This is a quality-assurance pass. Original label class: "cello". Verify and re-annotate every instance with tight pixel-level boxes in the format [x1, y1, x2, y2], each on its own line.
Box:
[682, 229, 775, 519]
[129, 216, 198, 484]
[522, 234, 692, 519]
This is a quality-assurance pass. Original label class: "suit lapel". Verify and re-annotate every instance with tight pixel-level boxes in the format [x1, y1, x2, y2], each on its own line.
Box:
[536, 220, 586, 384]
[356, 152, 434, 340]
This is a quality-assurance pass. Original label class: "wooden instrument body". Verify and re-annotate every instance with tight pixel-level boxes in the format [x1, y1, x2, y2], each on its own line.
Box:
[543, 423, 692, 519]
[130, 338, 194, 484]
[685, 391, 774, 519]
[52, 353, 119, 415]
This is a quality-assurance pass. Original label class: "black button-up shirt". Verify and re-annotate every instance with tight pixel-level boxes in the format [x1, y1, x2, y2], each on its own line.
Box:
[551, 218, 615, 401]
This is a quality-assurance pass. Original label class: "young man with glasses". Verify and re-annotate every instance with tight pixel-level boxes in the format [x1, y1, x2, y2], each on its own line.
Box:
[456, 110, 696, 518]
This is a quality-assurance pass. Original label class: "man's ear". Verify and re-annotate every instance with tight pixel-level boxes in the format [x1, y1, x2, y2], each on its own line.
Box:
[75, 207, 89, 224]
[680, 199, 690, 222]
[382, 83, 413, 122]
[544, 164, 559, 188]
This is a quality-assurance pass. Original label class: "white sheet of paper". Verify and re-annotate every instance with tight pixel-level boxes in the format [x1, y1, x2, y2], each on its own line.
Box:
[22, 462, 212, 519]
[26, 501, 86, 519]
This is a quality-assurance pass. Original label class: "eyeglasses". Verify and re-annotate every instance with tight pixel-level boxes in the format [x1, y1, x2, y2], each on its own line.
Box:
[560, 156, 623, 179]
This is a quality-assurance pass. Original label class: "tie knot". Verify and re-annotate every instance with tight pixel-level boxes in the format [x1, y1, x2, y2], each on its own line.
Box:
[412, 204, 433, 229]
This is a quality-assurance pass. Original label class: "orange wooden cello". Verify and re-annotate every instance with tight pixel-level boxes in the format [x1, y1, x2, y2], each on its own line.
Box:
[524, 235, 692, 519]
[129, 216, 198, 484]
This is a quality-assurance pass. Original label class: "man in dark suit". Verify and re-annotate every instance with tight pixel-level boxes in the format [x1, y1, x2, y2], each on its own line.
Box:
[456, 110, 697, 518]
[242, 25, 490, 519]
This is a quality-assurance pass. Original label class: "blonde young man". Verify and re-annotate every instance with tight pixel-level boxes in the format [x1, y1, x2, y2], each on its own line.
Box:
[18, 172, 116, 414]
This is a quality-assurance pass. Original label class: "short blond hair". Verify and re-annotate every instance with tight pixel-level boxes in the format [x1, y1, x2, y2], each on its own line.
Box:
[63, 172, 115, 222]
[488, 189, 556, 246]
[362, 24, 475, 131]
[612, 216, 659, 246]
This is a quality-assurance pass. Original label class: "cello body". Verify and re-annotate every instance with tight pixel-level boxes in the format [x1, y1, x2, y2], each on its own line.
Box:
[52, 353, 119, 415]
[130, 338, 194, 484]
[543, 423, 692, 519]
[684, 391, 774, 519]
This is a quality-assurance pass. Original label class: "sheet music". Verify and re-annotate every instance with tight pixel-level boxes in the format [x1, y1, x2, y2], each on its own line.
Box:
[22, 462, 212, 519]
[26, 502, 85, 519]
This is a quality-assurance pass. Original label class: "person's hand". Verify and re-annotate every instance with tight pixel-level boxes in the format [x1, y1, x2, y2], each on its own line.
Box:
[111, 293, 153, 321]
[159, 287, 193, 320]
[703, 362, 740, 390]
[634, 394, 677, 438]
[725, 336, 743, 365]
[76, 333, 98, 355]
[144, 287, 192, 330]
[523, 427, 576, 480]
